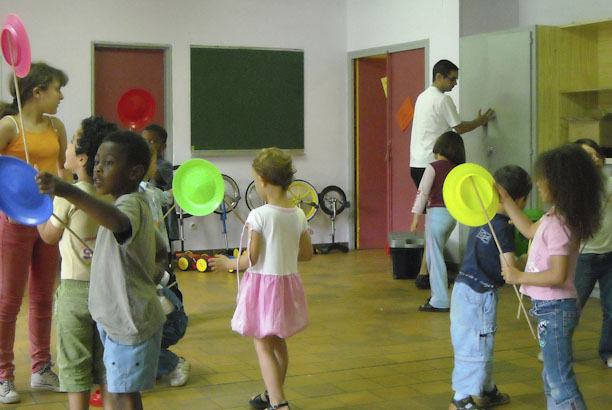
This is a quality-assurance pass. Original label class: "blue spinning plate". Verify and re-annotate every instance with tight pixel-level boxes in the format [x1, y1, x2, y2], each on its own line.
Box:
[0, 156, 52, 225]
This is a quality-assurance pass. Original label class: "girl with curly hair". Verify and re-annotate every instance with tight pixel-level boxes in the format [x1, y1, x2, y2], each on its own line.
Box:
[498, 144, 604, 410]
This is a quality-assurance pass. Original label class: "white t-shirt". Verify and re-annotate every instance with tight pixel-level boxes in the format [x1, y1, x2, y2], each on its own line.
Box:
[246, 205, 309, 276]
[51, 181, 112, 281]
[410, 86, 462, 167]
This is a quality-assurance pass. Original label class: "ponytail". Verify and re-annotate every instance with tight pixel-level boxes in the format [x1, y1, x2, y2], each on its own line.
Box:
[0, 100, 18, 118]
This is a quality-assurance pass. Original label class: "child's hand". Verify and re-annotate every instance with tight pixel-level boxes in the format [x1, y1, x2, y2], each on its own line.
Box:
[494, 182, 510, 202]
[36, 171, 69, 196]
[410, 215, 420, 233]
[209, 255, 229, 272]
[502, 265, 522, 285]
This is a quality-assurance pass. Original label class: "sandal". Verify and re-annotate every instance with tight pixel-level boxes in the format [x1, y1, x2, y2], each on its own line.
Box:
[267, 402, 290, 410]
[418, 301, 449, 312]
[249, 390, 269, 409]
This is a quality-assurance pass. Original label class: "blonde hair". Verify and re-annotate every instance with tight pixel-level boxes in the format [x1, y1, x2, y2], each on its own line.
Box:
[252, 147, 295, 190]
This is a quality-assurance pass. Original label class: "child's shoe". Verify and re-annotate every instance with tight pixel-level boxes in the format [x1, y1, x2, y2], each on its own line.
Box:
[474, 385, 510, 408]
[0, 380, 20, 404]
[448, 396, 484, 410]
[30, 362, 60, 392]
[169, 357, 190, 387]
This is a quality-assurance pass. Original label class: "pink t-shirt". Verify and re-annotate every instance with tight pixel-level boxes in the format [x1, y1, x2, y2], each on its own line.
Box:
[521, 209, 578, 300]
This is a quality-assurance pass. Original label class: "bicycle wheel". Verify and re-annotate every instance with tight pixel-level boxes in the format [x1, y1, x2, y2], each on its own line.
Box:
[214, 174, 241, 215]
[245, 180, 265, 210]
[288, 179, 319, 221]
[319, 185, 347, 216]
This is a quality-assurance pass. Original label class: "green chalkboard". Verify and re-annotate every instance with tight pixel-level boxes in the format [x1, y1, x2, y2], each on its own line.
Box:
[190, 47, 304, 153]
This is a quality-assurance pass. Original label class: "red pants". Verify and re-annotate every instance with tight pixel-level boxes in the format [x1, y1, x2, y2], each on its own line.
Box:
[0, 213, 59, 380]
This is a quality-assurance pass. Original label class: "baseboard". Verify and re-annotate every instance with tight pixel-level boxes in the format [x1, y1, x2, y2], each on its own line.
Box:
[174, 242, 351, 257]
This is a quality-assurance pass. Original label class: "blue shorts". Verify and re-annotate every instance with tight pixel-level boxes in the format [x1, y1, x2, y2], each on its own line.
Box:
[97, 324, 162, 393]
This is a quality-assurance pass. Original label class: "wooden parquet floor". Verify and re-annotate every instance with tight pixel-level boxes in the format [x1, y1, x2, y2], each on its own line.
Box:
[5, 249, 611, 409]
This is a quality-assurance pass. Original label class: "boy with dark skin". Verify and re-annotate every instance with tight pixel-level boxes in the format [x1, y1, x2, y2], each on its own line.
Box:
[36, 131, 166, 410]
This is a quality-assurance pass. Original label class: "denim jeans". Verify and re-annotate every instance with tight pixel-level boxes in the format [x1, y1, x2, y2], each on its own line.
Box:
[425, 207, 456, 308]
[450, 281, 497, 398]
[575, 251, 612, 362]
[531, 298, 586, 410]
[156, 285, 188, 377]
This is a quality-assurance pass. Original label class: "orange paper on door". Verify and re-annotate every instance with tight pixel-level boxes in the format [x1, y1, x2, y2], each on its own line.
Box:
[395, 97, 414, 131]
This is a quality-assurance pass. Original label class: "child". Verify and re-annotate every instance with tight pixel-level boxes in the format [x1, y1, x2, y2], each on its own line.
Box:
[500, 145, 603, 410]
[156, 271, 190, 387]
[142, 124, 172, 190]
[36, 116, 117, 410]
[0, 62, 69, 403]
[142, 124, 180, 250]
[140, 147, 190, 387]
[410, 131, 465, 312]
[449, 165, 532, 410]
[210, 147, 313, 410]
[36, 130, 167, 410]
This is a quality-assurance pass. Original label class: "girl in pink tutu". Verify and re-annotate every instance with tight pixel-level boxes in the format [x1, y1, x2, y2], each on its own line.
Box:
[211, 147, 313, 410]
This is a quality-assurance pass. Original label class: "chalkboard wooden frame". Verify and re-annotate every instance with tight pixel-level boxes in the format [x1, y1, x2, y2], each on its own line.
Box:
[190, 46, 304, 155]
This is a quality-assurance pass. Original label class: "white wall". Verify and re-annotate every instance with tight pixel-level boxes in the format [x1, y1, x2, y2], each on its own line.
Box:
[0, 0, 349, 251]
[347, 0, 460, 82]
[460, 0, 519, 37]
[519, 0, 612, 26]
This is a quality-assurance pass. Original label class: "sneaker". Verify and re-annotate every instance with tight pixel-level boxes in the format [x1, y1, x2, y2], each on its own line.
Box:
[449, 396, 484, 410]
[415, 274, 430, 289]
[169, 357, 190, 387]
[474, 385, 511, 408]
[537, 351, 544, 362]
[30, 362, 60, 392]
[0, 380, 20, 404]
[606, 357, 612, 368]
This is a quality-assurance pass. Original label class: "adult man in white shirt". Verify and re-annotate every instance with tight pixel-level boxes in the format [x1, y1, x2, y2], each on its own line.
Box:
[410, 59, 494, 289]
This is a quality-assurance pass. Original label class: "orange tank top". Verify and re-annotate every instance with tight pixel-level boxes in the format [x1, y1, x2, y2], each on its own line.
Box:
[1, 115, 60, 175]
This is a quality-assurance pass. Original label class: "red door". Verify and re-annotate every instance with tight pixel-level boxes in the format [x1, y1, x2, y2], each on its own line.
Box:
[355, 48, 425, 249]
[389, 48, 425, 232]
[94, 47, 165, 130]
[355, 56, 388, 249]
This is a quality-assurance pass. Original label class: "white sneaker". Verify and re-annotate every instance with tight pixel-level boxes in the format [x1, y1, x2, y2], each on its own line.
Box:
[607, 357, 612, 368]
[30, 362, 60, 392]
[169, 357, 190, 387]
[0, 380, 20, 404]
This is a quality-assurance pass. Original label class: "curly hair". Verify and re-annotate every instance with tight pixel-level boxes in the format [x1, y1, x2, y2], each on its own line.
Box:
[535, 144, 604, 243]
[252, 147, 295, 190]
[76, 116, 118, 177]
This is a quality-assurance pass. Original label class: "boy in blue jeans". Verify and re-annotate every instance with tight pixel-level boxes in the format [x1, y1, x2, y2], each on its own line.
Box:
[449, 165, 532, 410]
[156, 271, 190, 386]
[36, 130, 167, 410]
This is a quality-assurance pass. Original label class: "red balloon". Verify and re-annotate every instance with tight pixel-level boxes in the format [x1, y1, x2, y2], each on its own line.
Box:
[117, 88, 155, 129]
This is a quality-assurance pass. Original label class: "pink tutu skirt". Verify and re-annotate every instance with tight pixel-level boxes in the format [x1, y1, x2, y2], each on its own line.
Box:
[231, 272, 308, 339]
